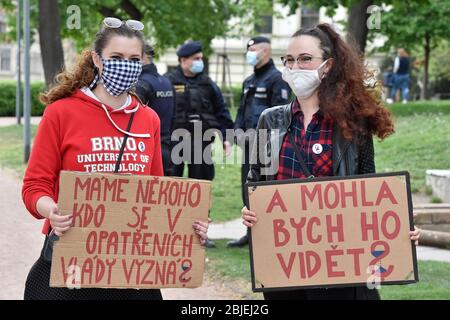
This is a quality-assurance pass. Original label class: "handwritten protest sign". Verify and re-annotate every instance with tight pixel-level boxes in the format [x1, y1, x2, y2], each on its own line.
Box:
[50, 171, 211, 289]
[246, 172, 418, 292]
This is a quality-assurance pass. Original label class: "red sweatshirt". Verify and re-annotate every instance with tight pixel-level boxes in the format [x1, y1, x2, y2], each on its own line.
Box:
[22, 89, 163, 234]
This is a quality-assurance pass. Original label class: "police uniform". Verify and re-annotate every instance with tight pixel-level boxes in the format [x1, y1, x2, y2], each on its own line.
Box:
[165, 41, 234, 181]
[228, 36, 291, 247]
[136, 63, 175, 176]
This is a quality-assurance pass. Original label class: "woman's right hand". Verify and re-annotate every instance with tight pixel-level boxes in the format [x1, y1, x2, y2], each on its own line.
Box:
[49, 204, 73, 237]
[242, 206, 257, 228]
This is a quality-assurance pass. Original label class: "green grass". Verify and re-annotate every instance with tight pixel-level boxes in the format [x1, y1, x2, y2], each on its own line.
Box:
[387, 100, 450, 117]
[380, 260, 450, 299]
[209, 157, 244, 222]
[0, 125, 37, 177]
[208, 107, 243, 222]
[374, 113, 450, 193]
[206, 239, 252, 281]
[206, 239, 450, 300]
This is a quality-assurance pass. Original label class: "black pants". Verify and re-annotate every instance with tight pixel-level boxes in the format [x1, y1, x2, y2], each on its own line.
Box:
[263, 287, 380, 300]
[172, 139, 215, 181]
[24, 237, 163, 300]
[161, 143, 172, 176]
[241, 140, 252, 206]
[240, 140, 252, 238]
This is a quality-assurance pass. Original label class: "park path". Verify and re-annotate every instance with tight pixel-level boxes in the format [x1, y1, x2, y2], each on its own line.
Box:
[0, 117, 41, 127]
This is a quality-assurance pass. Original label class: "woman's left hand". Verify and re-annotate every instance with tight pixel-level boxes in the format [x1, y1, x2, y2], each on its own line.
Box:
[409, 226, 421, 246]
[193, 218, 211, 246]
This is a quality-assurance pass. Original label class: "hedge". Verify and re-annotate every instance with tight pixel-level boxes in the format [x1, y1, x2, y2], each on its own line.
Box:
[0, 81, 46, 116]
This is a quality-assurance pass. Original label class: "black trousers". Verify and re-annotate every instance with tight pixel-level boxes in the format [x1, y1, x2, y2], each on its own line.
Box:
[263, 287, 380, 300]
[24, 237, 163, 300]
[172, 139, 215, 181]
[241, 140, 252, 206]
[240, 140, 252, 238]
[161, 143, 172, 176]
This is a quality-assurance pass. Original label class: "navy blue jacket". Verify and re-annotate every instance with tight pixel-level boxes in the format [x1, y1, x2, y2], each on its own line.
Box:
[235, 59, 291, 130]
[397, 57, 410, 75]
[136, 63, 175, 146]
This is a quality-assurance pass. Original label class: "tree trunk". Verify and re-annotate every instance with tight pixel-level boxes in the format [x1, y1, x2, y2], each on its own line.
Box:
[38, 0, 65, 88]
[204, 56, 210, 77]
[421, 33, 431, 100]
[121, 0, 143, 20]
[99, 6, 117, 18]
[346, 0, 373, 54]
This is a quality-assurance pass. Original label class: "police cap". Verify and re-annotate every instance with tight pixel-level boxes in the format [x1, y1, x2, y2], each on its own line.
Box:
[247, 36, 271, 49]
[176, 41, 203, 58]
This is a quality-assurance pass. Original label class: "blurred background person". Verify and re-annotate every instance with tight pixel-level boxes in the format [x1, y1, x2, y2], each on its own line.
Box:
[136, 44, 176, 176]
[387, 48, 411, 104]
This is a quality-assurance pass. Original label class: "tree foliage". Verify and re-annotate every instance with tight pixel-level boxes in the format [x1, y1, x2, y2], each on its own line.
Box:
[2, 0, 273, 56]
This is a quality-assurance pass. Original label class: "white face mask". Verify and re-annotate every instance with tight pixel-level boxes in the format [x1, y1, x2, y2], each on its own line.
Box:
[282, 59, 329, 99]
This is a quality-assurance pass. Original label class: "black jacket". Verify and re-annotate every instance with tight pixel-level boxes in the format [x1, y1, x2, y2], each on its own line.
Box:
[165, 66, 234, 137]
[247, 102, 375, 183]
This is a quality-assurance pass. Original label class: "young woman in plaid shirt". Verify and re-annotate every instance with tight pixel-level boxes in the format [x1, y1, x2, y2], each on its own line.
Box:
[241, 24, 421, 300]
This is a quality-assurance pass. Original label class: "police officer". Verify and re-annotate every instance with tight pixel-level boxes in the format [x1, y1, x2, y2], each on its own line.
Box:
[227, 36, 291, 248]
[135, 44, 176, 176]
[165, 41, 234, 247]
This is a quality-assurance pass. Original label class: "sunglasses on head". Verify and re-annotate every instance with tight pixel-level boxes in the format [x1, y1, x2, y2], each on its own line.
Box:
[103, 17, 144, 31]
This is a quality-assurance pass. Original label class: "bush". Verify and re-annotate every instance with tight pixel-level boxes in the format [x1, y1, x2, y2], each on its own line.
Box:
[0, 81, 46, 116]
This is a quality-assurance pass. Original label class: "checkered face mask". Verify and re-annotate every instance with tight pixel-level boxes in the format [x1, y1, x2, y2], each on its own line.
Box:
[91, 57, 142, 96]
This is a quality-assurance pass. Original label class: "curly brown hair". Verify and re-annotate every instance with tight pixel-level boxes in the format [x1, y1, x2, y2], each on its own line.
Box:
[292, 24, 394, 141]
[40, 24, 145, 105]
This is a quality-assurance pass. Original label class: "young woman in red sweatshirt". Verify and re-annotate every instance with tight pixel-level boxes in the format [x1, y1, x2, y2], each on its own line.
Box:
[22, 18, 209, 300]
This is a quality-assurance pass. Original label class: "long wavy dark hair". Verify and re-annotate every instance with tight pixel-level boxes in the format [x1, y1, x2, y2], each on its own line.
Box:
[40, 24, 145, 105]
[292, 23, 394, 141]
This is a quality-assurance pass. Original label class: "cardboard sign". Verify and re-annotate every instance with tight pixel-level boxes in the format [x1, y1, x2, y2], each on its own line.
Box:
[50, 171, 211, 289]
[246, 172, 418, 292]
